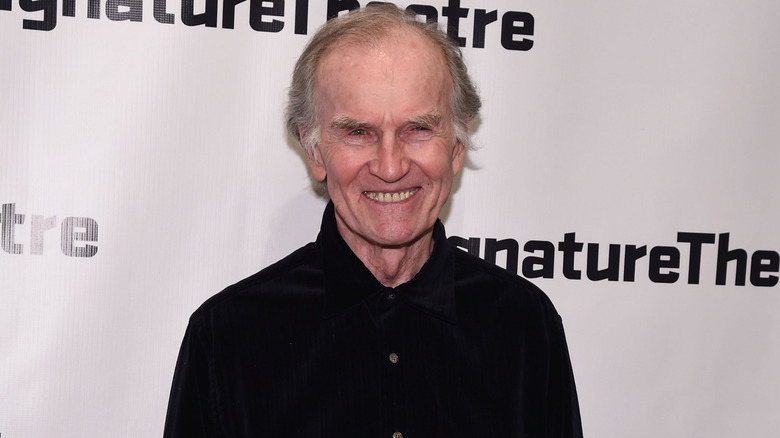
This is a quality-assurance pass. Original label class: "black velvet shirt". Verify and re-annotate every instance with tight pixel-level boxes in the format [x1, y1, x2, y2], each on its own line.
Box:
[164, 203, 582, 437]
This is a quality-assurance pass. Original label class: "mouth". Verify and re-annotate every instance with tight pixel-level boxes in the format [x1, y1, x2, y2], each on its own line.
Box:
[363, 188, 420, 203]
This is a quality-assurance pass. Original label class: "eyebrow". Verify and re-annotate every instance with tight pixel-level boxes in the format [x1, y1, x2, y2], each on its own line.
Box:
[330, 114, 369, 131]
[329, 109, 443, 131]
[405, 110, 443, 130]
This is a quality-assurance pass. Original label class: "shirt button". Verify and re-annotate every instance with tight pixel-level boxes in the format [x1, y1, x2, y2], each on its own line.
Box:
[388, 352, 399, 364]
[386, 292, 396, 302]
[393, 432, 403, 438]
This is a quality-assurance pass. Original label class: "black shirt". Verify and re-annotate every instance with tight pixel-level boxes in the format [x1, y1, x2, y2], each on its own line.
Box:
[164, 202, 582, 437]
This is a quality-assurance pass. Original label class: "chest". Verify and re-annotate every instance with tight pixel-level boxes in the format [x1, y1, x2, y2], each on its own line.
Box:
[207, 295, 550, 437]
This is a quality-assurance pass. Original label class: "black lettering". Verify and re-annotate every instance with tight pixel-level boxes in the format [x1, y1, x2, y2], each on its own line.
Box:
[30, 215, 57, 255]
[750, 250, 779, 287]
[472, 9, 497, 48]
[326, 0, 358, 20]
[19, 0, 56, 31]
[106, 0, 142, 22]
[250, 0, 283, 32]
[1, 0, 11, 11]
[182, 0, 217, 27]
[500, 11, 533, 51]
[484, 238, 519, 273]
[61, 217, 98, 257]
[522, 240, 554, 279]
[586, 243, 621, 281]
[448, 236, 480, 257]
[406, 4, 436, 22]
[222, 0, 246, 29]
[715, 233, 747, 286]
[441, 0, 468, 47]
[677, 232, 716, 284]
[63, 0, 75, 16]
[154, 0, 174, 24]
[294, 0, 308, 34]
[87, 0, 99, 19]
[558, 232, 583, 280]
[0, 203, 24, 254]
[649, 246, 680, 283]
[623, 244, 647, 282]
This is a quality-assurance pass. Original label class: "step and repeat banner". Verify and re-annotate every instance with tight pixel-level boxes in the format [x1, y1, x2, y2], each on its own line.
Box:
[2, 0, 778, 436]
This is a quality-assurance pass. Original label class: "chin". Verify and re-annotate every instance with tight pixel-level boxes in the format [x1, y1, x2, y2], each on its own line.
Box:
[368, 228, 428, 248]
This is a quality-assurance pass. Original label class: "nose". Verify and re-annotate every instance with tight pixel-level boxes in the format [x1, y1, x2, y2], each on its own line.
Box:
[369, 136, 410, 183]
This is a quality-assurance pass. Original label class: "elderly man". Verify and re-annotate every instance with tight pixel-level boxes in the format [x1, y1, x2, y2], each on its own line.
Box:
[164, 4, 582, 437]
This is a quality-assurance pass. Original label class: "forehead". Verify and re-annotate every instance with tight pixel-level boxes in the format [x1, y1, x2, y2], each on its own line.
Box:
[314, 29, 452, 117]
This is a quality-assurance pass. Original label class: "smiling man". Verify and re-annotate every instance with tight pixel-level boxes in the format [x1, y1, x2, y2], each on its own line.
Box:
[306, 23, 463, 288]
[165, 4, 582, 437]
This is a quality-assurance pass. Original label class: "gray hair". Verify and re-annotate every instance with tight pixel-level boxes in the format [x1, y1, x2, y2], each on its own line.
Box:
[285, 3, 482, 157]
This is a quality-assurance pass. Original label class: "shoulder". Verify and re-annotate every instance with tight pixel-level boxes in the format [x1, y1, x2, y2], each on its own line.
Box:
[450, 244, 561, 323]
[190, 242, 322, 324]
[451, 244, 547, 297]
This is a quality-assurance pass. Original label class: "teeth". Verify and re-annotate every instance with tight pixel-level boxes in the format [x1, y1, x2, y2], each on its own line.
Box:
[363, 188, 419, 203]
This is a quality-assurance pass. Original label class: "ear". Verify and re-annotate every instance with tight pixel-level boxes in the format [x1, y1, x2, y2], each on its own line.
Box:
[307, 148, 328, 182]
[300, 128, 328, 182]
[450, 141, 466, 175]
[450, 115, 470, 175]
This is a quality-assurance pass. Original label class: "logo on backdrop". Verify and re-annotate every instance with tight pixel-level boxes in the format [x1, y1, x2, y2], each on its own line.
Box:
[1, 0, 534, 51]
[449, 232, 779, 287]
[0, 203, 98, 257]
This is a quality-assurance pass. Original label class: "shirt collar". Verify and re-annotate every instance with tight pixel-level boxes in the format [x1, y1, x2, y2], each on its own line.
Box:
[317, 201, 457, 324]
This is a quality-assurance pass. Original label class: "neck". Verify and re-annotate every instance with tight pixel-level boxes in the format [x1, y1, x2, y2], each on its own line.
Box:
[337, 224, 435, 288]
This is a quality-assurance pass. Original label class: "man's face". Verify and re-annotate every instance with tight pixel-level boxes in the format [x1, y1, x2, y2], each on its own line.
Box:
[307, 30, 465, 251]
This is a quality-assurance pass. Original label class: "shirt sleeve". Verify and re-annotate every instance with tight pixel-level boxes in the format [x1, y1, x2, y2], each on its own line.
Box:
[163, 316, 222, 438]
[546, 314, 584, 437]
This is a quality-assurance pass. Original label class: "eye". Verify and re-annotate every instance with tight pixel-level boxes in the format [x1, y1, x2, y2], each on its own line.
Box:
[342, 127, 377, 145]
[401, 124, 435, 143]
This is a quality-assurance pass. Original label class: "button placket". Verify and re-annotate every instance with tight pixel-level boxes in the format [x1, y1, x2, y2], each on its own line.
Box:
[374, 287, 404, 436]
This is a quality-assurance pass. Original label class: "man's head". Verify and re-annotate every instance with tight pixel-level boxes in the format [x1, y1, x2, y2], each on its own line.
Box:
[285, 4, 481, 157]
[285, 4, 481, 253]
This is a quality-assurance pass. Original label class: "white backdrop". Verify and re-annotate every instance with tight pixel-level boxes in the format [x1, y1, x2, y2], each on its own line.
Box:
[2, 0, 779, 436]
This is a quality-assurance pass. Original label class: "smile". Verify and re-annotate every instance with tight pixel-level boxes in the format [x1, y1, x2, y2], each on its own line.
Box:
[363, 188, 420, 203]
